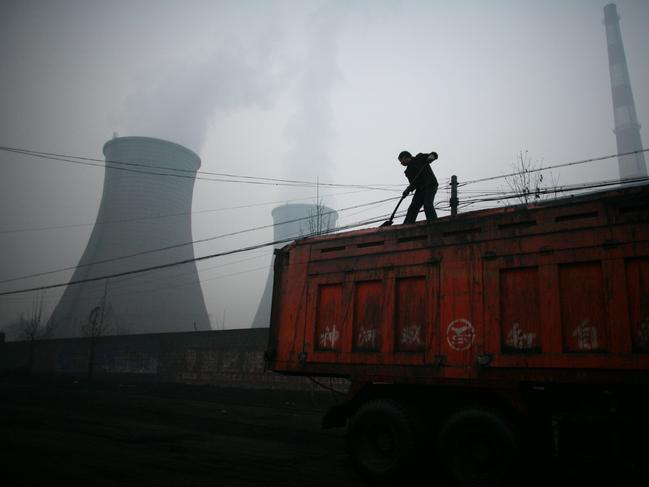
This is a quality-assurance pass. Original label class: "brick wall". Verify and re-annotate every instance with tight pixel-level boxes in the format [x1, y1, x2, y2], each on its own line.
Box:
[0, 329, 349, 393]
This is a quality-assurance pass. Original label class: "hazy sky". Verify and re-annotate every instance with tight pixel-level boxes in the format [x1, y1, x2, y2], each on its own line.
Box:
[1, 0, 648, 330]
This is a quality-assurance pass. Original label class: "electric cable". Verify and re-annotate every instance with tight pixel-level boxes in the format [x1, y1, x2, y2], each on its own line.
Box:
[0, 145, 399, 192]
[0, 210, 400, 297]
[0, 196, 400, 285]
[0, 187, 377, 235]
[3, 146, 647, 294]
[459, 148, 649, 186]
[457, 174, 649, 206]
[9, 172, 637, 300]
[0, 247, 276, 305]
[8, 171, 638, 303]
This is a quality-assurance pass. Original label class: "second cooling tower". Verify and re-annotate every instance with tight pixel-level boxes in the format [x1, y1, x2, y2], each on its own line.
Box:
[48, 136, 210, 337]
[251, 204, 338, 328]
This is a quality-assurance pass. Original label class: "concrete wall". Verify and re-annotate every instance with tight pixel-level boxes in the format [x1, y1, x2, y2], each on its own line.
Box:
[0, 329, 349, 393]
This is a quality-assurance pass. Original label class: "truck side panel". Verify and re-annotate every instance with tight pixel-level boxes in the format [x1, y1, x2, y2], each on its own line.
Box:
[269, 185, 649, 384]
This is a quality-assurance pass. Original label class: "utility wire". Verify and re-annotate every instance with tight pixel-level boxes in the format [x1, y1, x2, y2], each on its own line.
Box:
[2, 198, 397, 303]
[8, 173, 638, 303]
[460, 148, 649, 186]
[7, 200, 410, 304]
[0, 247, 277, 305]
[0, 212, 396, 297]
[97, 249, 273, 291]
[4, 147, 646, 293]
[84, 264, 274, 304]
[0, 196, 400, 285]
[456, 175, 649, 207]
[0, 238, 287, 296]
[0, 187, 376, 235]
[4, 144, 646, 193]
[12, 173, 635, 300]
[0, 145, 399, 192]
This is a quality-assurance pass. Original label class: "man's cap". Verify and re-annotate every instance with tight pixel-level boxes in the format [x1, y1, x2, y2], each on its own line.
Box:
[398, 151, 412, 160]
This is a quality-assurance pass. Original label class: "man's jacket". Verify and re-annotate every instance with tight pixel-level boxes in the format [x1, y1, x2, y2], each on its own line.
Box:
[404, 152, 438, 190]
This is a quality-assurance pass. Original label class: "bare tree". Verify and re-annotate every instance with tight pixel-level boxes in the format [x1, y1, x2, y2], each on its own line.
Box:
[503, 150, 555, 205]
[547, 171, 561, 200]
[19, 292, 45, 374]
[301, 200, 336, 236]
[82, 280, 113, 382]
[299, 178, 336, 237]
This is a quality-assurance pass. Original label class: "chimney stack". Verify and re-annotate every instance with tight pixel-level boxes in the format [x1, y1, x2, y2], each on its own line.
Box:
[603, 3, 647, 179]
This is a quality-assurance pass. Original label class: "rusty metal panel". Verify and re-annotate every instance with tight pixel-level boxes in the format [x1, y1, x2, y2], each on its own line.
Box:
[439, 250, 481, 377]
[625, 257, 649, 352]
[559, 262, 608, 353]
[268, 183, 649, 380]
[352, 281, 383, 352]
[315, 284, 344, 352]
[601, 258, 632, 354]
[500, 267, 541, 353]
[395, 277, 426, 353]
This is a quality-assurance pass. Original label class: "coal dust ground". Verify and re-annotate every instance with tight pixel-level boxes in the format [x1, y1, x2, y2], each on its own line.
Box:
[0, 376, 642, 487]
[1, 377, 364, 487]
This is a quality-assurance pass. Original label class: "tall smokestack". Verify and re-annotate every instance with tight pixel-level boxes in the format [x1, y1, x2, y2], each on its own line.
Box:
[603, 3, 647, 179]
[48, 136, 210, 337]
[251, 204, 338, 328]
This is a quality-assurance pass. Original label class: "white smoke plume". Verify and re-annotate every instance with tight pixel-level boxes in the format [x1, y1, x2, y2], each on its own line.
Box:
[122, 46, 282, 154]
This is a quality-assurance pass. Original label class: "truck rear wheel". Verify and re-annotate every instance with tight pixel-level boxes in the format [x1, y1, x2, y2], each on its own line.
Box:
[347, 399, 417, 481]
[438, 408, 518, 487]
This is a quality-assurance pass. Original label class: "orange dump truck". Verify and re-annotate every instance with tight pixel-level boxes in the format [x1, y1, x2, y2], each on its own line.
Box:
[266, 183, 649, 486]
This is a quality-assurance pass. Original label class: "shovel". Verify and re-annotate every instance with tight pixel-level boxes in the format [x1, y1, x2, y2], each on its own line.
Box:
[380, 193, 407, 227]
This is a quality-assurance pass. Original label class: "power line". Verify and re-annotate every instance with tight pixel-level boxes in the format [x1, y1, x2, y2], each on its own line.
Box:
[68, 264, 274, 305]
[0, 239, 280, 296]
[0, 145, 399, 192]
[10, 174, 639, 299]
[0, 247, 276, 305]
[4, 144, 646, 194]
[457, 175, 649, 206]
[93, 249, 274, 292]
[4, 146, 646, 293]
[0, 212, 396, 297]
[0, 187, 376, 235]
[2, 209, 374, 304]
[460, 148, 649, 186]
[0, 209, 398, 304]
[7, 173, 638, 302]
[5, 200, 407, 304]
[0, 196, 399, 285]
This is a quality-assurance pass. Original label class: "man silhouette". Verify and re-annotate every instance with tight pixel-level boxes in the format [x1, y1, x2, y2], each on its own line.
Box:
[398, 150, 439, 224]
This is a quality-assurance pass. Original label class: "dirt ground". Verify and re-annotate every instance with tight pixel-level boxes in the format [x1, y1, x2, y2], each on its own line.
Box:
[0, 376, 642, 487]
[1, 377, 366, 487]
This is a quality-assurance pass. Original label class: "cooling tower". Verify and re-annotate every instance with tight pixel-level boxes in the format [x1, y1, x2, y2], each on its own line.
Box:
[604, 3, 647, 179]
[48, 136, 210, 337]
[251, 203, 338, 328]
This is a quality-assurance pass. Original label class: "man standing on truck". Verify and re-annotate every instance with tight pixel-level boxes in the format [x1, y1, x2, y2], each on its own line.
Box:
[398, 150, 439, 224]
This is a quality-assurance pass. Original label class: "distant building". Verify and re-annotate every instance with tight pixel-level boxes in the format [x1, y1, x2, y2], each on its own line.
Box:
[48, 136, 210, 337]
[603, 3, 647, 179]
[251, 203, 338, 328]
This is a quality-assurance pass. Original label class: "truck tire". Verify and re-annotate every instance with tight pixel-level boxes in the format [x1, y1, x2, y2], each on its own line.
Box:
[438, 408, 518, 487]
[347, 399, 417, 481]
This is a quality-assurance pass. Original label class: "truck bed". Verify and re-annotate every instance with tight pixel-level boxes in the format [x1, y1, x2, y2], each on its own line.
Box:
[267, 184, 649, 386]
